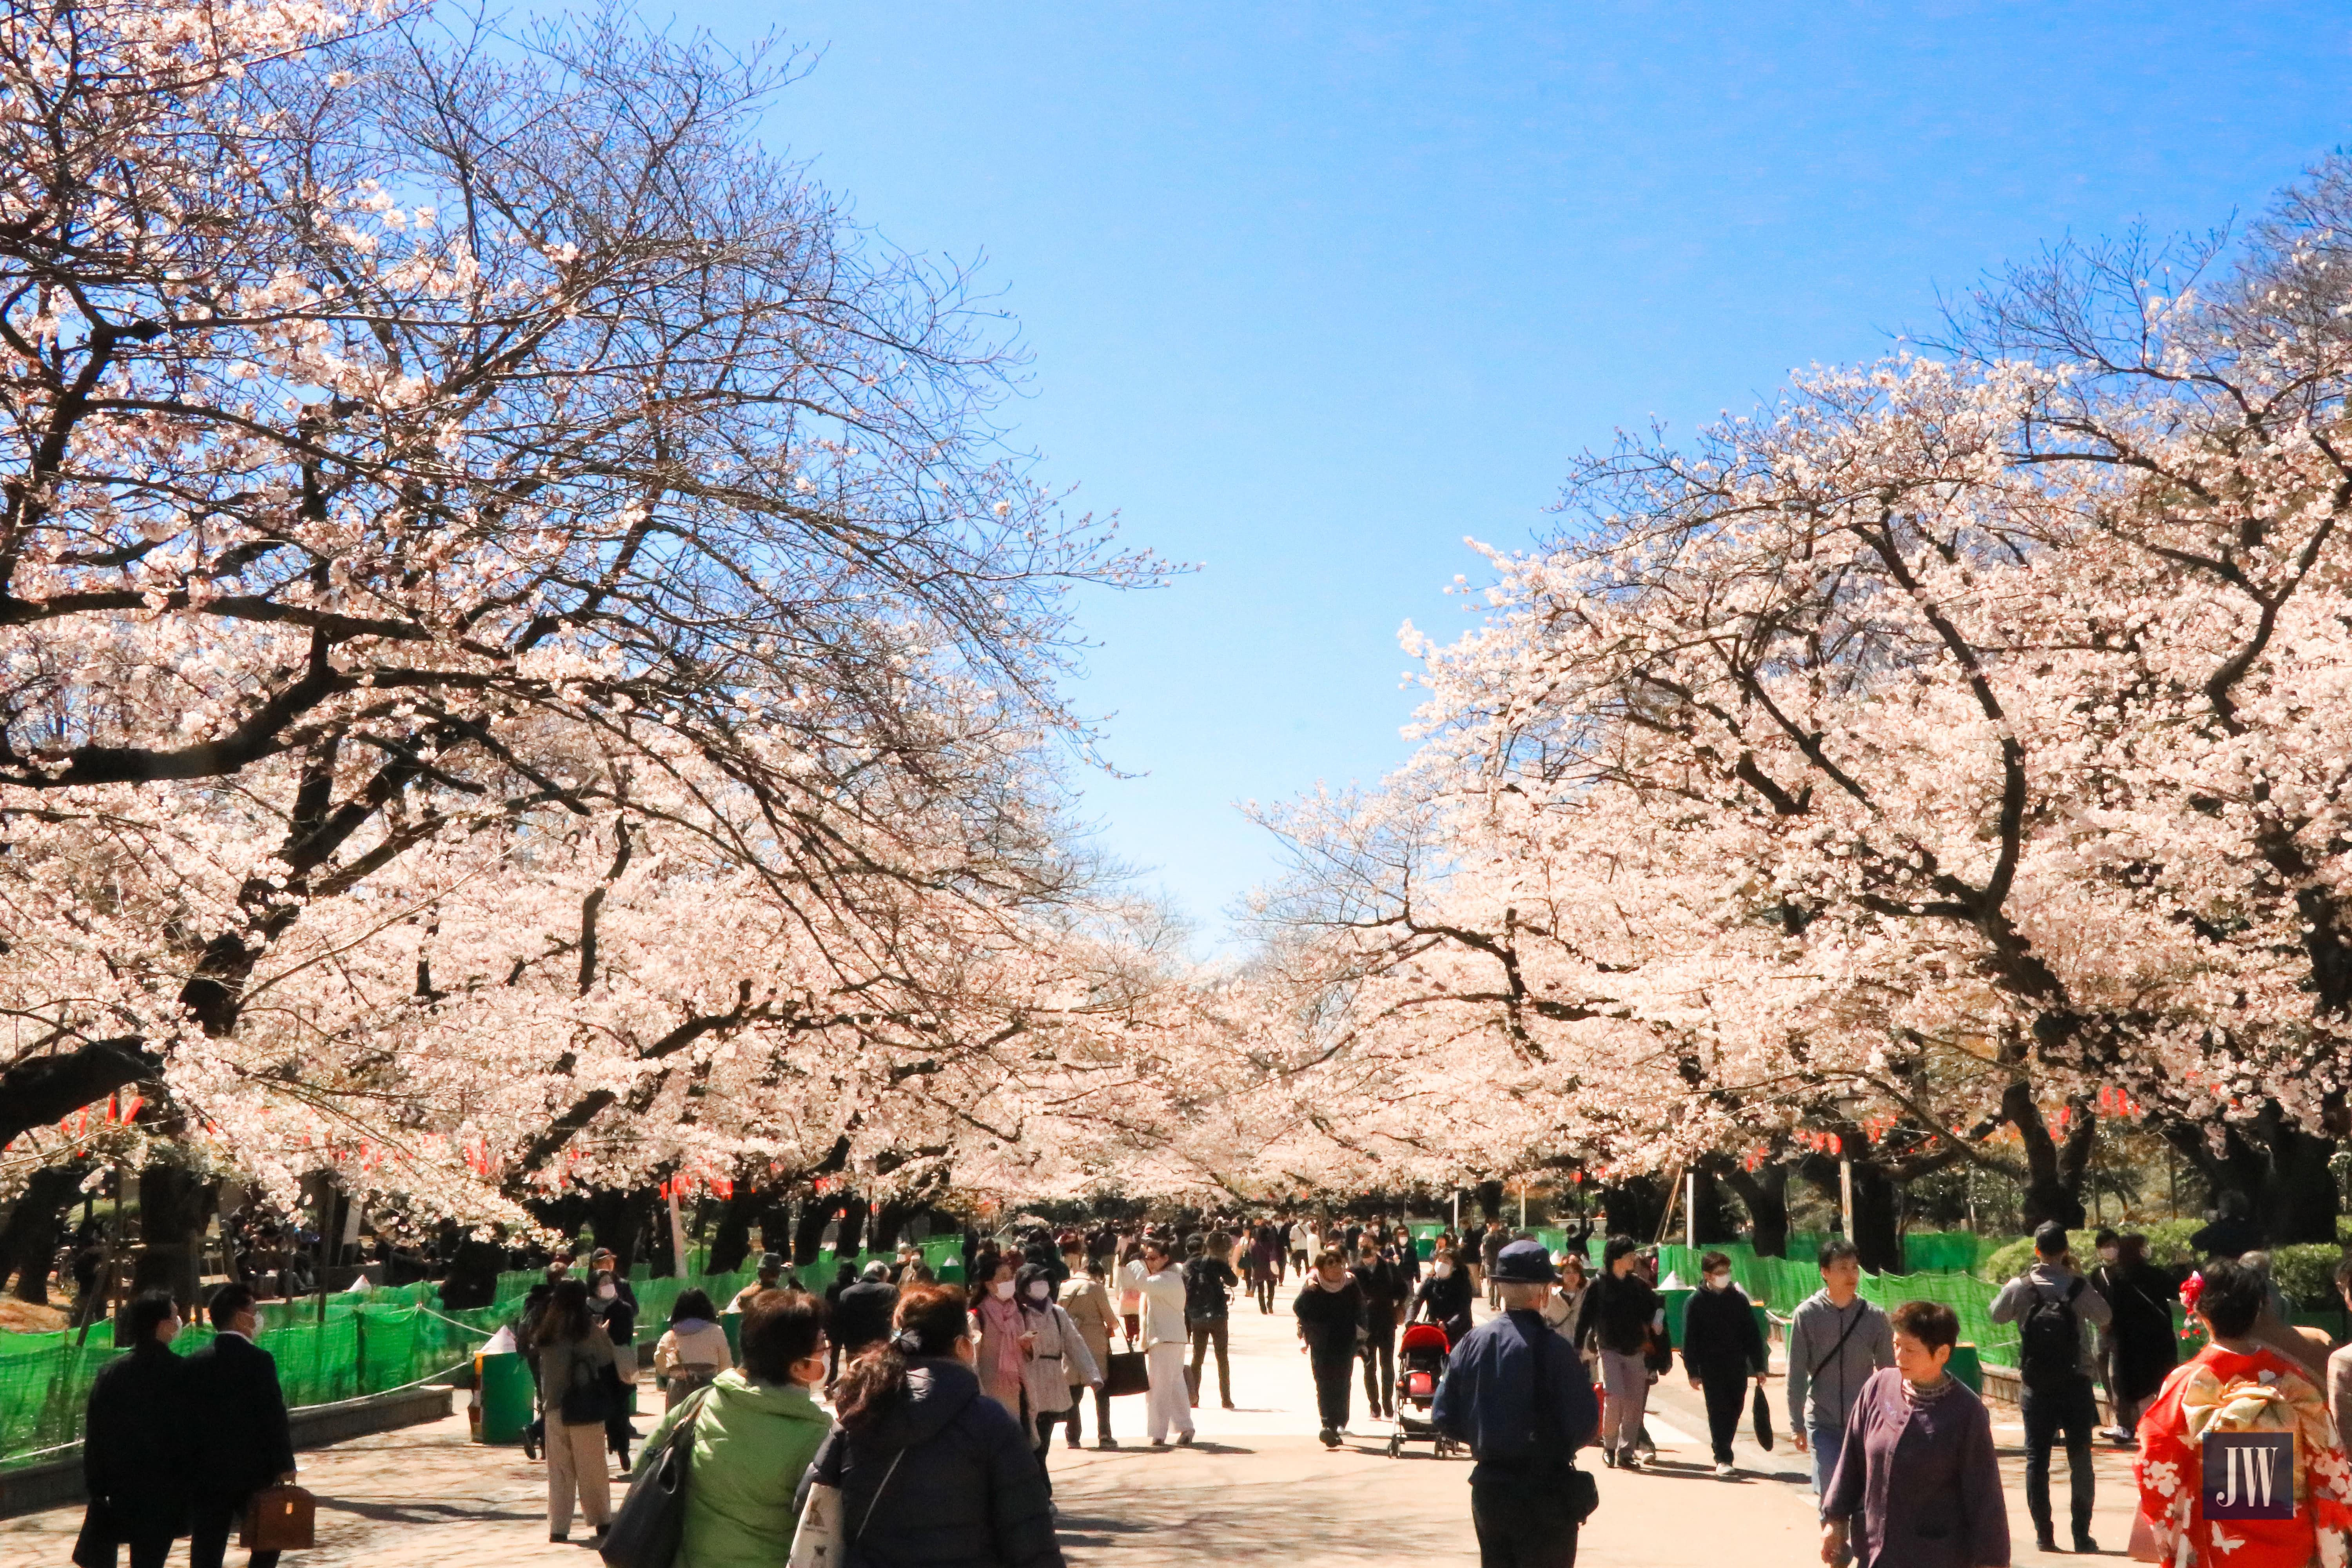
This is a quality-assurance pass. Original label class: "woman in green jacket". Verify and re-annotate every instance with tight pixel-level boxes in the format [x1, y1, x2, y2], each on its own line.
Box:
[635, 1287, 831, 1566]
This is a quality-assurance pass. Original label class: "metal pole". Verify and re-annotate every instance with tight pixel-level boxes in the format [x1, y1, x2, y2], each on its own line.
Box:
[1839, 1156, 1855, 1240]
[1685, 1170, 1698, 1250]
[1452, 1189, 1460, 1232]
[667, 1184, 689, 1279]
[1518, 1181, 1527, 1231]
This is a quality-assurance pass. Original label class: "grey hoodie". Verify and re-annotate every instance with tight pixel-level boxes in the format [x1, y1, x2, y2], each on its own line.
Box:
[1784, 1290, 1894, 1433]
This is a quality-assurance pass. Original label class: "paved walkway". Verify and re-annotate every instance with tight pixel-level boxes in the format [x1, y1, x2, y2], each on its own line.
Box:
[2, 1285, 2145, 1564]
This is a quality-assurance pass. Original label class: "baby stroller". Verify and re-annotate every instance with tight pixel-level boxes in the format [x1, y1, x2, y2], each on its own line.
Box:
[1387, 1322, 1463, 1457]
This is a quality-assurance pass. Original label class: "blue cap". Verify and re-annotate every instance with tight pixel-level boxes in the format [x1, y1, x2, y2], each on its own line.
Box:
[1491, 1238, 1556, 1284]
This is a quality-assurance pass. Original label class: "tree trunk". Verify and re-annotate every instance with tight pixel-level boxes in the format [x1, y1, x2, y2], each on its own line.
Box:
[2004, 1082, 2091, 1229]
[583, 1187, 646, 1271]
[834, 1193, 869, 1258]
[0, 1161, 91, 1303]
[1712, 1160, 1791, 1257]
[793, 1194, 846, 1267]
[130, 1164, 212, 1310]
[2166, 1106, 2339, 1244]
[1598, 1175, 1667, 1241]
[1847, 1160, 1902, 1275]
[1474, 1180, 1506, 1224]
[869, 1198, 915, 1254]
[707, 1185, 762, 1274]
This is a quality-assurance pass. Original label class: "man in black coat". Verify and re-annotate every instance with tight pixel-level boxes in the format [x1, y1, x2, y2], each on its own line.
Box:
[182, 1282, 297, 1568]
[83, 1290, 194, 1568]
[833, 1262, 901, 1363]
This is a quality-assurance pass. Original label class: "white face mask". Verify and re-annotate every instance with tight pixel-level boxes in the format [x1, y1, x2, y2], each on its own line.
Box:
[1703, 1272, 1730, 1292]
[993, 1279, 1015, 1299]
[1434, 1261, 1453, 1279]
[597, 1282, 618, 1301]
[2099, 1248, 2119, 1263]
[1026, 1282, 1049, 1302]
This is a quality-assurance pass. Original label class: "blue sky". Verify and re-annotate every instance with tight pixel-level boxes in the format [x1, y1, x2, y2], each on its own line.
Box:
[638, 2, 2350, 942]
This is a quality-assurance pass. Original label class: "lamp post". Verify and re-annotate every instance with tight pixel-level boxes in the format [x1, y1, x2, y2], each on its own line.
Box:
[1831, 1089, 1863, 1242]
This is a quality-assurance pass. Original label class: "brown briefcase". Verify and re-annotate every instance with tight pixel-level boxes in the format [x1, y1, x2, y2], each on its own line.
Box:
[241, 1485, 317, 1552]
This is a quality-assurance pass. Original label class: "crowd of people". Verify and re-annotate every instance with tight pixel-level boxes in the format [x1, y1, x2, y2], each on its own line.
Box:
[71, 1200, 2352, 1568]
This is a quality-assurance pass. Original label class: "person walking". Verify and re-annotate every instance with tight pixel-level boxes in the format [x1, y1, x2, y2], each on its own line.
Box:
[80, 1290, 193, 1568]
[183, 1283, 297, 1568]
[1183, 1231, 1240, 1409]
[1431, 1241, 1600, 1568]
[1058, 1256, 1120, 1450]
[2093, 1231, 2178, 1443]
[970, 1252, 1031, 1425]
[652, 1288, 733, 1408]
[1680, 1250, 1769, 1477]
[803, 1284, 1064, 1568]
[726, 1253, 788, 1314]
[590, 1264, 640, 1469]
[1989, 1221, 2112, 1554]
[1294, 1246, 1367, 1449]
[633, 1288, 831, 1568]
[1125, 1237, 1195, 1446]
[1416, 1245, 1477, 1347]
[1787, 1238, 1896, 1518]
[1353, 1237, 1407, 1419]
[1116, 1236, 1145, 1343]
[1394, 1223, 1423, 1287]
[1480, 1221, 1508, 1309]
[1819, 1300, 2009, 1568]
[529, 1277, 619, 1543]
[1579, 1235, 1663, 1470]
[833, 1261, 902, 1372]
[1014, 1263, 1100, 1485]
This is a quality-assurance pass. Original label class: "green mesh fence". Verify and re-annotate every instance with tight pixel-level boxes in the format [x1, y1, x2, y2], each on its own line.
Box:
[1646, 1241, 2020, 1368]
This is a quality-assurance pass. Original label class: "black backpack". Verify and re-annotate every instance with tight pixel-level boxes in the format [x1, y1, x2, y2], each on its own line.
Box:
[2017, 1276, 2086, 1392]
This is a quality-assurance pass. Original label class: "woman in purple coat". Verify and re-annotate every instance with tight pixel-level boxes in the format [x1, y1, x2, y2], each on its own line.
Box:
[1821, 1299, 2009, 1568]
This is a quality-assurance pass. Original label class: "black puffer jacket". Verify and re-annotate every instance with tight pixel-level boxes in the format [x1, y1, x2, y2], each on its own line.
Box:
[806, 1357, 1062, 1568]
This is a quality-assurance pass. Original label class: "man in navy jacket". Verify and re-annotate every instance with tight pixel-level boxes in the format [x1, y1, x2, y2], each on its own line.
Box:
[183, 1283, 297, 1568]
[1434, 1240, 1600, 1568]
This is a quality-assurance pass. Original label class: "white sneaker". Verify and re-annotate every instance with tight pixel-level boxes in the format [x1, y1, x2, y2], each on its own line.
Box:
[1714, 1461, 1736, 1478]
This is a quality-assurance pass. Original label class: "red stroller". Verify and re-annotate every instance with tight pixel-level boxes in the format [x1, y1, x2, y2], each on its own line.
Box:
[1387, 1322, 1464, 1457]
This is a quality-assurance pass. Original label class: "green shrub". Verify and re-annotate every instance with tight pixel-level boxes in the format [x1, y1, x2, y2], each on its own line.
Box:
[1979, 1235, 2034, 1281]
[1975, 1218, 2207, 1282]
[2265, 1243, 2348, 1310]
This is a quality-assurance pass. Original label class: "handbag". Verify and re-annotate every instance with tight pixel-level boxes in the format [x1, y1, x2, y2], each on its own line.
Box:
[789, 1438, 906, 1568]
[70, 1497, 114, 1568]
[1751, 1384, 1775, 1451]
[1102, 1348, 1150, 1397]
[560, 1345, 609, 1425]
[599, 1385, 712, 1568]
[240, 1485, 317, 1552]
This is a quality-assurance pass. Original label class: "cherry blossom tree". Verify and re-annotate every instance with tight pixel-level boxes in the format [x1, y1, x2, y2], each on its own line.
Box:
[0, 0, 1169, 1243]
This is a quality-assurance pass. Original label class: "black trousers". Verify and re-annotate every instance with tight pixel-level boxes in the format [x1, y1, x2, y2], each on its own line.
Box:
[192, 1492, 282, 1568]
[1310, 1351, 1354, 1432]
[1469, 1466, 1580, 1568]
[1033, 1408, 1071, 1485]
[2021, 1377, 2099, 1537]
[1361, 1323, 1397, 1414]
[1699, 1372, 1748, 1465]
[1063, 1379, 1112, 1441]
[125, 1536, 175, 1568]
[1187, 1318, 1230, 1405]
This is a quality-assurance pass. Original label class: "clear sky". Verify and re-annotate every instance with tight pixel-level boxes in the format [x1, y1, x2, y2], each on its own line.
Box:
[634, 2, 2350, 943]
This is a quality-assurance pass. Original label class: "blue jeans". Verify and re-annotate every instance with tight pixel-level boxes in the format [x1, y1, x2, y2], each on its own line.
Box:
[1808, 1416, 1845, 1515]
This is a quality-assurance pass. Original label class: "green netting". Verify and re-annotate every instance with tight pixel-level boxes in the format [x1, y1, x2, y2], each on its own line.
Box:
[1648, 1242, 2020, 1365]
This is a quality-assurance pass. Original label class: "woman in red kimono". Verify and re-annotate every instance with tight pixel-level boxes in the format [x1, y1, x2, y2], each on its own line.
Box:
[2133, 1258, 2352, 1567]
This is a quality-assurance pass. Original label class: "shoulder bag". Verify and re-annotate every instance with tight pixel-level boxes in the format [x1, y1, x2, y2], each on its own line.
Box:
[1103, 1347, 1150, 1397]
[1526, 1318, 1600, 1525]
[599, 1384, 712, 1568]
[789, 1433, 907, 1568]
